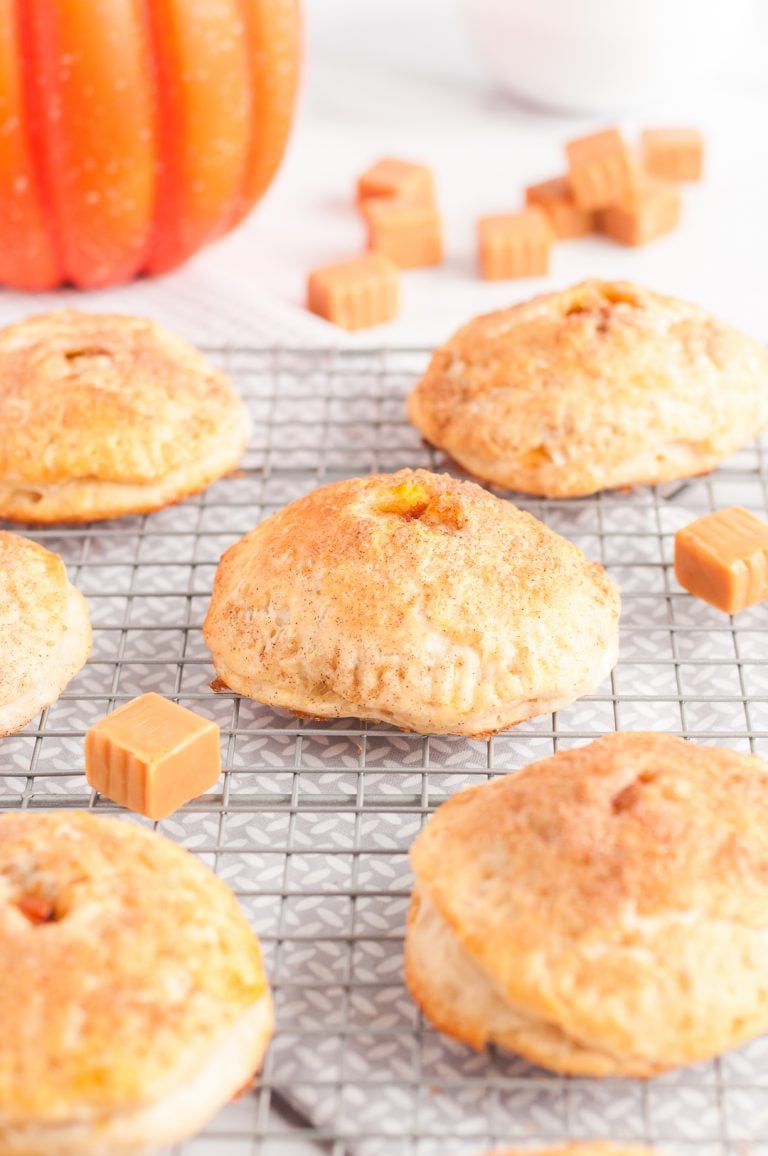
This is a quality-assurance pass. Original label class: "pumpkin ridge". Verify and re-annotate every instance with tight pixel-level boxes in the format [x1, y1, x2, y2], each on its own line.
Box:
[12, 0, 63, 287]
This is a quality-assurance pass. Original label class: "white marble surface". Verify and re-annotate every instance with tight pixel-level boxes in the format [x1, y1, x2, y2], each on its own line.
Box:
[0, 0, 766, 349]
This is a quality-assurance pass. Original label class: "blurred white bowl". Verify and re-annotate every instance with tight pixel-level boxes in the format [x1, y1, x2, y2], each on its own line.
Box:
[463, 0, 756, 114]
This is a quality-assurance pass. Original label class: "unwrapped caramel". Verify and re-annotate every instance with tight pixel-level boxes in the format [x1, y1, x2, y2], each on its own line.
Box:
[675, 506, 768, 614]
[357, 158, 434, 206]
[307, 252, 399, 330]
[642, 128, 704, 181]
[597, 175, 681, 246]
[85, 693, 221, 820]
[364, 198, 443, 268]
[525, 175, 595, 239]
[565, 127, 635, 210]
[477, 208, 553, 280]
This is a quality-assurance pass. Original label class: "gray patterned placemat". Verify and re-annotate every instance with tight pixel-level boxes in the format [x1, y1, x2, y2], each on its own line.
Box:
[2, 347, 768, 1156]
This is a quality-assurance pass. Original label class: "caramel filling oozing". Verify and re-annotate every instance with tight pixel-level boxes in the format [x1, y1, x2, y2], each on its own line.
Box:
[378, 482, 466, 530]
[16, 893, 56, 925]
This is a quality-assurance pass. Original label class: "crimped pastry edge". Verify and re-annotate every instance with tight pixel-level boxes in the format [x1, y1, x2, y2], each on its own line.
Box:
[0, 993, 273, 1156]
[207, 631, 617, 738]
[0, 430, 248, 524]
[0, 585, 91, 738]
[404, 887, 659, 1077]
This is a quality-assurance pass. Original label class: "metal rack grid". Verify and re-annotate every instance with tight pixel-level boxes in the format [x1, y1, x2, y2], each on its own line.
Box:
[3, 346, 768, 1156]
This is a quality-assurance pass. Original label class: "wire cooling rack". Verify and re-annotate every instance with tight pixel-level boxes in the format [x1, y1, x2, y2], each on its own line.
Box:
[3, 346, 768, 1156]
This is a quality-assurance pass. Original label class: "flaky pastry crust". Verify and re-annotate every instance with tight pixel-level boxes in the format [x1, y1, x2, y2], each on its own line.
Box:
[406, 732, 768, 1075]
[0, 812, 272, 1155]
[407, 280, 768, 498]
[202, 469, 619, 736]
[0, 532, 91, 737]
[0, 311, 249, 522]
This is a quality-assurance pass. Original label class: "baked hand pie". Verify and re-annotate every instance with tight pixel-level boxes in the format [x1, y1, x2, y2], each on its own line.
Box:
[0, 310, 249, 522]
[0, 811, 273, 1156]
[406, 731, 768, 1076]
[407, 280, 768, 498]
[203, 469, 619, 736]
[0, 531, 91, 737]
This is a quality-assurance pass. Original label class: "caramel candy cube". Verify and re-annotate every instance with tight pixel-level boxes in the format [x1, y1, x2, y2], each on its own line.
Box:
[675, 507, 768, 614]
[565, 127, 635, 210]
[357, 158, 434, 206]
[363, 199, 442, 268]
[477, 208, 553, 280]
[85, 693, 221, 820]
[642, 128, 703, 181]
[597, 176, 681, 246]
[525, 176, 596, 239]
[307, 253, 399, 330]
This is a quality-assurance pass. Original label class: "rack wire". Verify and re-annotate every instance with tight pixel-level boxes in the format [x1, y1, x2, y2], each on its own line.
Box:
[3, 346, 768, 1156]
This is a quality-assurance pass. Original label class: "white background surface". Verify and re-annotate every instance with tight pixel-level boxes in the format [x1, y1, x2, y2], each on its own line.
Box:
[0, 0, 766, 348]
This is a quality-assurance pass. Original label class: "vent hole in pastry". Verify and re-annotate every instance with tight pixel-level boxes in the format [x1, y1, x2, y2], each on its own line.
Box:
[564, 284, 640, 318]
[518, 446, 551, 469]
[64, 347, 111, 361]
[564, 302, 612, 335]
[611, 770, 657, 813]
[15, 893, 58, 925]
[10, 489, 43, 505]
[378, 483, 466, 531]
[63, 347, 114, 373]
[378, 481, 431, 520]
[611, 785, 639, 814]
[599, 285, 640, 307]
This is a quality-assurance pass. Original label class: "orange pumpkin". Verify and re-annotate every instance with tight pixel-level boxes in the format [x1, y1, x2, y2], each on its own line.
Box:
[0, 0, 300, 289]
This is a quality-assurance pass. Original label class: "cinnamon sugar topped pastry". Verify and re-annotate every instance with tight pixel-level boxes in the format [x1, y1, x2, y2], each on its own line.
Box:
[203, 469, 619, 736]
[0, 310, 249, 522]
[0, 811, 272, 1155]
[407, 280, 768, 498]
[406, 732, 768, 1076]
[0, 531, 91, 737]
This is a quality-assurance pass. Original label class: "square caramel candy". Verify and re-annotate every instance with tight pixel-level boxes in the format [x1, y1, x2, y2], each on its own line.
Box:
[525, 175, 595, 239]
[85, 693, 221, 820]
[363, 198, 443, 268]
[357, 158, 434, 206]
[477, 208, 553, 280]
[565, 126, 635, 210]
[675, 506, 768, 614]
[642, 128, 703, 181]
[597, 175, 681, 246]
[307, 253, 399, 330]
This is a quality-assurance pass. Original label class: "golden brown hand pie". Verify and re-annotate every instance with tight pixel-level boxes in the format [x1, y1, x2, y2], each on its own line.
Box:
[406, 731, 768, 1076]
[203, 469, 619, 736]
[0, 811, 272, 1156]
[407, 280, 768, 498]
[0, 310, 249, 522]
[0, 531, 91, 737]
